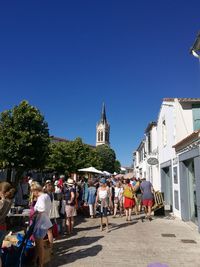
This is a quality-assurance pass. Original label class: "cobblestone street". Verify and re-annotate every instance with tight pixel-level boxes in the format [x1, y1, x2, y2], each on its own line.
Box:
[51, 215, 200, 267]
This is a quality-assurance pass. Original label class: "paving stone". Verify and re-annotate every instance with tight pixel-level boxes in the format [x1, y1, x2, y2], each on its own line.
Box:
[50, 215, 200, 267]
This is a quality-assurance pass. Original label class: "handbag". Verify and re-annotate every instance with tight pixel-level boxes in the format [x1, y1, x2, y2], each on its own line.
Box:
[123, 186, 134, 199]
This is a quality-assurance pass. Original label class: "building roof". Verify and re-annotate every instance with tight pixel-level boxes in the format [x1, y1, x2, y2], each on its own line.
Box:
[51, 136, 70, 143]
[145, 121, 157, 133]
[163, 98, 200, 103]
[136, 140, 145, 152]
[51, 136, 96, 148]
[173, 130, 200, 151]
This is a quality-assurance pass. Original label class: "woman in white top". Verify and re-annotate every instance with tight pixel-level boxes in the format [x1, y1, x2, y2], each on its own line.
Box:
[96, 178, 112, 232]
[113, 182, 123, 218]
[31, 182, 52, 267]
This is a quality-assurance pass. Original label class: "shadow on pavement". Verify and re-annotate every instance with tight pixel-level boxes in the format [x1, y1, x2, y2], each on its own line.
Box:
[52, 236, 103, 266]
[110, 221, 138, 232]
[52, 244, 103, 266]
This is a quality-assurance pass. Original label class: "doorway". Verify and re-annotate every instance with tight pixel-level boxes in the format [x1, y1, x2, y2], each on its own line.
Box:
[184, 159, 197, 224]
[161, 166, 173, 211]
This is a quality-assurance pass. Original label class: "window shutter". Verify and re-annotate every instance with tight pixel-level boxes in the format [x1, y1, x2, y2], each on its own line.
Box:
[192, 104, 200, 131]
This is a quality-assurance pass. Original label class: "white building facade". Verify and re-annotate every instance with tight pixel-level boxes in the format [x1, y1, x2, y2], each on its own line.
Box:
[134, 122, 159, 190]
[133, 98, 200, 232]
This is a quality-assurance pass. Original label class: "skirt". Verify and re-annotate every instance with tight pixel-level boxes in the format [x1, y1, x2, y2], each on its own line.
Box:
[65, 205, 77, 218]
[33, 213, 52, 239]
[124, 197, 135, 209]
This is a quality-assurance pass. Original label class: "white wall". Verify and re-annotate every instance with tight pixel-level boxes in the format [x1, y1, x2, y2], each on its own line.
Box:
[175, 100, 194, 143]
[157, 100, 183, 217]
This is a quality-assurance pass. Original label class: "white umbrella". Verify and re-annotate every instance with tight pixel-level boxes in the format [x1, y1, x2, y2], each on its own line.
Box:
[78, 166, 103, 175]
[103, 171, 111, 176]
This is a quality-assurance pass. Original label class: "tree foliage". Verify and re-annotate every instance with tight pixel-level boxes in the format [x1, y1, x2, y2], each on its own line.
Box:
[95, 145, 117, 173]
[47, 138, 96, 174]
[0, 100, 50, 181]
[47, 140, 121, 175]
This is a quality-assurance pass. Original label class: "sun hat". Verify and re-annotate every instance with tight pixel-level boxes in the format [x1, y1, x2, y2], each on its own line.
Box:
[67, 178, 74, 186]
[60, 175, 65, 179]
[54, 180, 59, 186]
[45, 180, 52, 184]
[100, 178, 106, 184]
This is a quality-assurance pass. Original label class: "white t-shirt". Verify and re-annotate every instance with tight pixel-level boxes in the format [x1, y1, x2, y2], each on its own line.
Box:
[34, 193, 52, 216]
[115, 187, 123, 198]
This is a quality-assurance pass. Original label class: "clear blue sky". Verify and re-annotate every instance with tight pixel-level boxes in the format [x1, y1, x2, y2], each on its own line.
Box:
[0, 1, 200, 166]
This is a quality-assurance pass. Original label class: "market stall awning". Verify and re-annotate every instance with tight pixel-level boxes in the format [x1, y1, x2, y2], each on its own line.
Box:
[78, 167, 103, 174]
[103, 171, 111, 176]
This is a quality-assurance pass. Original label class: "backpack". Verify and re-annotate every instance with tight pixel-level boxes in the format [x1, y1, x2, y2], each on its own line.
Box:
[123, 185, 134, 199]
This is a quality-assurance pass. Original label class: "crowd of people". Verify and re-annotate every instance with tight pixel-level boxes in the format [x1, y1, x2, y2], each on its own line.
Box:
[0, 175, 155, 267]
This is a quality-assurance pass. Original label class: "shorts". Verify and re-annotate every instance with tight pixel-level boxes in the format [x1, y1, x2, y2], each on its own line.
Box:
[100, 207, 108, 217]
[136, 194, 142, 206]
[65, 205, 77, 218]
[143, 199, 154, 207]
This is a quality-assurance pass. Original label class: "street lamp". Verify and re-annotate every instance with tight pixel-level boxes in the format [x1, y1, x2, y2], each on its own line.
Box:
[190, 32, 200, 59]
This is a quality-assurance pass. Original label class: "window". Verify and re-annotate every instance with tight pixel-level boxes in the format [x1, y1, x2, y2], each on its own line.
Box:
[100, 131, 103, 142]
[192, 104, 200, 131]
[173, 166, 178, 184]
[98, 131, 101, 142]
[162, 119, 167, 146]
[105, 131, 109, 142]
[148, 132, 152, 153]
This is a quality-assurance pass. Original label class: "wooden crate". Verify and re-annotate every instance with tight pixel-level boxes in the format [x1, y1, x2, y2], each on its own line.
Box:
[152, 191, 164, 211]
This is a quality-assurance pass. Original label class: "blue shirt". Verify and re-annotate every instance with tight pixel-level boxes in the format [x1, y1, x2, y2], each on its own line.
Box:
[140, 181, 154, 200]
[87, 186, 96, 205]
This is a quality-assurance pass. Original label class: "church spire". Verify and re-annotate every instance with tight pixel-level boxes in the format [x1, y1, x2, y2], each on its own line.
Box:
[96, 102, 110, 146]
[101, 102, 107, 124]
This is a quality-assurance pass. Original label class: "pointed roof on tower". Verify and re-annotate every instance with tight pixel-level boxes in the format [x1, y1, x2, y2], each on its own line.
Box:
[100, 102, 107, 124]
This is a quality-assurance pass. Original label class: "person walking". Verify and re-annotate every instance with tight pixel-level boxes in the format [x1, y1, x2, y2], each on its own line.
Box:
[96, 178, 112, 232]
[123, 179, 135, 222]
[140, 178, 154, 221]
[0, 182, 15, 267]
[87, 181, 97, 218]
[44, 180, 59, 241]
[134, 178, 142, 215]
[31, 182, 52, 267]
[65, 178, 76, 235]
[113, 182, 123, 218]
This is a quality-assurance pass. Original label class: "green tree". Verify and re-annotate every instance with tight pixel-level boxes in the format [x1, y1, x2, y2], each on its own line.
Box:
[47, 142, 72, 175]
[47, 137, 97, 174]
[67, 137, 94, 172]
[0, 100, 50, 182]
[114, 160, 121, 173]
[95, 145, 117, 173]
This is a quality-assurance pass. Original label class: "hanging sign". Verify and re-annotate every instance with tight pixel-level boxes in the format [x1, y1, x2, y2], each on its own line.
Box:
[147, 157, 159, 165]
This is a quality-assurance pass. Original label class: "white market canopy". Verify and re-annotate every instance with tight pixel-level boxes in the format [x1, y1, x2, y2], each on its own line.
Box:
[78, 167, 103, 175]
[103, 171, 111, 176]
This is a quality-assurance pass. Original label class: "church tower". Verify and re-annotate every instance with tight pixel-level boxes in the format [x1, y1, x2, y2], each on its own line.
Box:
[96, 103, 110, 146]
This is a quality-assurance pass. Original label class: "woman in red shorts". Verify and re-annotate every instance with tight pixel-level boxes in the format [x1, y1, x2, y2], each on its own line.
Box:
[123, 179, 135, 222]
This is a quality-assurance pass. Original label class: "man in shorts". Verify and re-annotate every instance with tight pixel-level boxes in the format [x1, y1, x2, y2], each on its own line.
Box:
[140, 178, 154, 221]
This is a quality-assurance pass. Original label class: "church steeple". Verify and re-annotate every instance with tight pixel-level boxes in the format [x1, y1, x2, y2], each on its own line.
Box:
[96, 103, 110, 146]
[100, 102, 107, 124]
